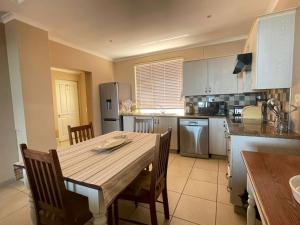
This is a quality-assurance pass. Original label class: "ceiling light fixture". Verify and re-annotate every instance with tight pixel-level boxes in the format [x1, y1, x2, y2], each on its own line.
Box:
[141, 34, 190, 46]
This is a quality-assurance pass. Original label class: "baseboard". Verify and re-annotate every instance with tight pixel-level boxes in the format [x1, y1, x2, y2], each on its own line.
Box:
[0, 178, 17, 188]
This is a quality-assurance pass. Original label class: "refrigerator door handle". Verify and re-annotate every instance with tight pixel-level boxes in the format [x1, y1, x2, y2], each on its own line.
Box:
[103, 118, 118, 121]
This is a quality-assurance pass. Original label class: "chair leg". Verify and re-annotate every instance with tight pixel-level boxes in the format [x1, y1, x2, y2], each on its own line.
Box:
[107, 204, 113, 225]
[150, 200, 158, 225]
[114, 200, 119, 225]
[162, 187, 170, 219]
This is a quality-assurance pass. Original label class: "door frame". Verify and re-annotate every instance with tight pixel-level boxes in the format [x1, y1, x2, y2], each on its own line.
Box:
[51, 68, 90, 144]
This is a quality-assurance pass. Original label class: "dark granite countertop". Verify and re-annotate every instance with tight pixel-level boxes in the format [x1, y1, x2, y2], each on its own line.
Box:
[121, 112, 226, 118]
[226, 118, 300, 140]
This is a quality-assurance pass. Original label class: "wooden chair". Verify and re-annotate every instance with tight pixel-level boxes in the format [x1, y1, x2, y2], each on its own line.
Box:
[20, 144, 93, 225]
[113, 128, 172, 225]
[134, 117, 154, 133]
[68, 122, 94, 145]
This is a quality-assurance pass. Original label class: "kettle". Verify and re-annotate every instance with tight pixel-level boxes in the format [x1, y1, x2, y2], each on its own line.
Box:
[185, 103, 195, 115]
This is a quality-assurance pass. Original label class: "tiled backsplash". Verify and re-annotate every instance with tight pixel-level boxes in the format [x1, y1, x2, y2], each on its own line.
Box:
[185, 89, 290, 116]
[266, 88, 290, 111]
[185, 92, 265, 115]
[266, 88, 290, 121]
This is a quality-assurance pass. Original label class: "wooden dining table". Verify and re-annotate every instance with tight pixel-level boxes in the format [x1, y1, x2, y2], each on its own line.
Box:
[242, 151, 300, 225]
[17, 131, 160, 225]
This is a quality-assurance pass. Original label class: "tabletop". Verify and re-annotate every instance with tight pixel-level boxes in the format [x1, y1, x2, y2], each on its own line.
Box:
[242, 151, 300, 225]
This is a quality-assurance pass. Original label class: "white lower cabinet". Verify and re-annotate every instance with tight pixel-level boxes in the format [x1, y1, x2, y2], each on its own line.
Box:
[122, 116, 178, 150]
[154, 117, 178, 150]
[209, 118, 227, 156]
[122, 116, 135, 131]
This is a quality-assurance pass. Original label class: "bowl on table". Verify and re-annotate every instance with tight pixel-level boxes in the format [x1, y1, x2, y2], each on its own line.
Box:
[289, 175, 300, 204]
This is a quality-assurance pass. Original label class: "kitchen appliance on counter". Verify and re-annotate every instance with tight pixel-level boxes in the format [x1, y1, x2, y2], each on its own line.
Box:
[179, 118, 209, 158]
[185, 102, 195, 115]
[230, 105, 243, 123]
[198, 101, 227, 116]
[242, 105, 262, 120]
[100, 82, 131, 134]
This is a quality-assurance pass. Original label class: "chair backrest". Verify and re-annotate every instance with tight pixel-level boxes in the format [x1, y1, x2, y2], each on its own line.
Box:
[150, 128, 172, 195]
[20, 144, 67, 219]
[68, 122, 94, 145]
[134, 117, 154, 133]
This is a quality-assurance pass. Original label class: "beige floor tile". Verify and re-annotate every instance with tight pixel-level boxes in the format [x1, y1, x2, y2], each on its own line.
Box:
[174, 195, 216, 225]
[194, 159, 219, 172]
[0, 206, 33, 225]
[157, 191, 181, 215]
[216, 203, 246, 225]
[189, 168, 218, 184]
[139, 190, 181, 216]
[126, 206, 170, 225]
[171, 156, 195, 168]
[167, 175, 188, 193]
[168, 165, 192, 177]
[183, 179, 217, 201]
[217, 184, 231, 205]
[218, 171, 228, 185]
[0, 191, 29, 220]
[168, 154, 177, 165]
[170, 217, 199, 225]
[0, 184, 21, 200]
[9, 180, 26, 192]
[219, 160, 227, 173]
[118, 199, 137, 219]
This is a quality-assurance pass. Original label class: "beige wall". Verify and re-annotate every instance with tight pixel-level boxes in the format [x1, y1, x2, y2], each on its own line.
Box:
[274, 0, 300, 11]
[5, 20, 57, 151]
[114, 40, 245, 101]
[51, 69, 89, 138]
[49, 41, 114, 135]
[0, 23, 19, 183]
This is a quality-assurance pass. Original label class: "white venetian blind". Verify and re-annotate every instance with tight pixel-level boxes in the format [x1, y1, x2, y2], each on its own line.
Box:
[135, 58, 183, 109]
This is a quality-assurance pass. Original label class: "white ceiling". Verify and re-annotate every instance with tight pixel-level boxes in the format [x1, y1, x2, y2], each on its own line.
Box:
[0, 0, 275, 60]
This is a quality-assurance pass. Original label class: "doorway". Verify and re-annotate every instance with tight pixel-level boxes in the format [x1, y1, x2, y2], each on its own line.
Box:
[51, 68, 90, 148]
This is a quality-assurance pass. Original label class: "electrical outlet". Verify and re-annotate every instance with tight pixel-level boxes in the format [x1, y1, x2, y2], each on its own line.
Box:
[295, 94, 300, 107]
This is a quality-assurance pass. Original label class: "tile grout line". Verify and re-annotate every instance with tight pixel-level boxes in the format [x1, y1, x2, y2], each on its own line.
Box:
[169, 157, 197, 224]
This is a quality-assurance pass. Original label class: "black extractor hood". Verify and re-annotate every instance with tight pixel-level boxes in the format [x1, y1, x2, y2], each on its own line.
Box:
[233, 53, 252, 74]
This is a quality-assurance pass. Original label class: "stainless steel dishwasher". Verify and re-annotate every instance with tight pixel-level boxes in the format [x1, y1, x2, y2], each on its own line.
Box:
[179, 118, 209, 158]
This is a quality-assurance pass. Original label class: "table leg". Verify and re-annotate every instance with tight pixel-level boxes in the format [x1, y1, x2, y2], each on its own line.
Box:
[23, 170, 37, 225]
[66, 182, 107, 225]
[247, 190, 256, 225]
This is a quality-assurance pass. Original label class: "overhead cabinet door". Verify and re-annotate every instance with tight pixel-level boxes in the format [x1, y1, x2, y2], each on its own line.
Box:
[208, 55, 238, 95]
[182, 60, 208, 96]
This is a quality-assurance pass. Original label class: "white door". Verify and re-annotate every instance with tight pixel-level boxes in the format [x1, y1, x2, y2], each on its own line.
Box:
[55, 80, 80, 141]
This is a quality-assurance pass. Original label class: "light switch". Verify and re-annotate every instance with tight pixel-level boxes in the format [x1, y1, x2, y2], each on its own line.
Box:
[295, 94, 300, 107]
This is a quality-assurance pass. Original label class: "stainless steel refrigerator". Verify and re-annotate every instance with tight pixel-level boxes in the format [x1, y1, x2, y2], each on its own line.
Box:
[99, 82, 131, 134]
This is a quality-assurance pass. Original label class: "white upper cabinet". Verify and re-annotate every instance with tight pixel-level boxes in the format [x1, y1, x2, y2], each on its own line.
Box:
[183, 55, 237, 96]
[182, 60, 208, 96]
[246, 10, 296, 89]
[208, 55, 238, 95]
